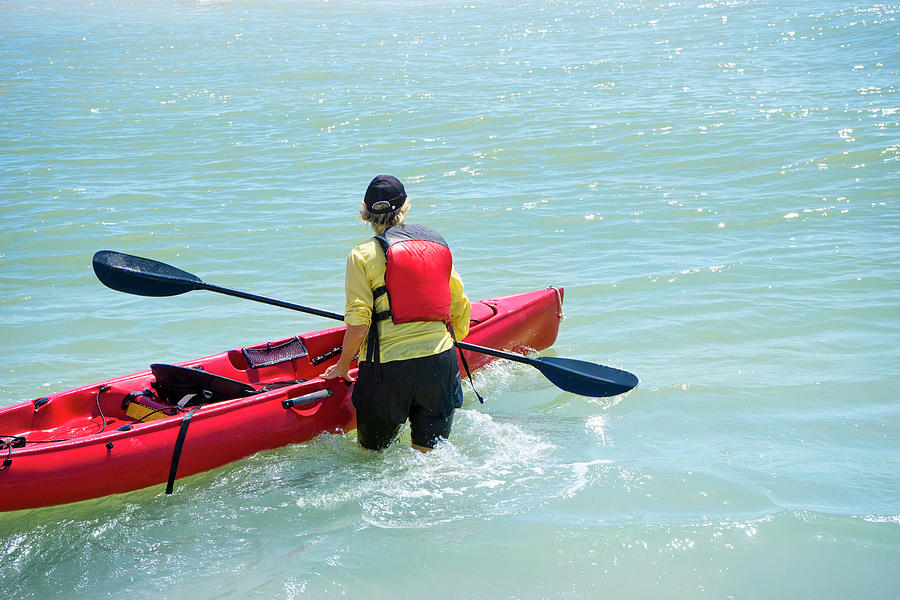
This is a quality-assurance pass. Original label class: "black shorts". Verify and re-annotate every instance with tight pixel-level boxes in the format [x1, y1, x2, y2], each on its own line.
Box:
[352, 348, 463, 450]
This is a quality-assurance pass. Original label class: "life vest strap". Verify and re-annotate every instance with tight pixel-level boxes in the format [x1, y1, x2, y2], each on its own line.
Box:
[367, 286, 392, 367]
[449, 325, 484, 404]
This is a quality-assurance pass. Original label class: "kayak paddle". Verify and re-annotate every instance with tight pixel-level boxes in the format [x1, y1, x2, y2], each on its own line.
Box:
[92, 250, 638, 398]
[92, 249, 340, 320]
[452, 341, 638, 398]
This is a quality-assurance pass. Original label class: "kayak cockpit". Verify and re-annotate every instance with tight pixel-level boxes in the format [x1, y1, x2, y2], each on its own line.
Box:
[1, 327, 347, 447]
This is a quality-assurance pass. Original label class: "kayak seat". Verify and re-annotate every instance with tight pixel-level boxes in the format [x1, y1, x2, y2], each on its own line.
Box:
[150, 363, 257, 407]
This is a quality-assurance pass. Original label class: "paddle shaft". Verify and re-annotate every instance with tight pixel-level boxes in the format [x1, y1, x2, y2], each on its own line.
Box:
[452, 340, 539, 367]
[200, 282, 636, 397]
[204, 283, 540, 369]
[200, 282, 344, 321]
[206, 283, 534, 368]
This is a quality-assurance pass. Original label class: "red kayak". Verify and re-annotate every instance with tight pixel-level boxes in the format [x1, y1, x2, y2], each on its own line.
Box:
[0, 287, 564, 512]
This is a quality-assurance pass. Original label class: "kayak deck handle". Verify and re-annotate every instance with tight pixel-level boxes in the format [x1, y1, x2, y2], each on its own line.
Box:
[282, 388, 333, 410]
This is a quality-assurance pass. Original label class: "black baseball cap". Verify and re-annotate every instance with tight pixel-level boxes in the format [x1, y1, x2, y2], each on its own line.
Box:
[364, 175, 407, 214]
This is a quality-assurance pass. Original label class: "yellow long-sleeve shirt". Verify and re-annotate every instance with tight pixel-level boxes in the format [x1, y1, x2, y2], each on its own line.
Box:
[344, 236, 470, 363]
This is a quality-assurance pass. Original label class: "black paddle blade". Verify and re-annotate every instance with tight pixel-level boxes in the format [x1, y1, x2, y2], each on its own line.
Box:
[535, 356, 639, 397]
[92, 250, 203, 297]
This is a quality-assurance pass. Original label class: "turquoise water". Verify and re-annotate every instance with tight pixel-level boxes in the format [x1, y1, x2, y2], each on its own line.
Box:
[2, 0, 898, 597]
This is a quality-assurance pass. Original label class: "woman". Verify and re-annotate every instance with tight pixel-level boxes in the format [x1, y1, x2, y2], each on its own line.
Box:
[322, 175, 471, 452]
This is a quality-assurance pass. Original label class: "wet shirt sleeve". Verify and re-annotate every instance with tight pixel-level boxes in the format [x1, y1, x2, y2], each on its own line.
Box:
[449, 266, 471, 340]
[344, 245, 374, 327]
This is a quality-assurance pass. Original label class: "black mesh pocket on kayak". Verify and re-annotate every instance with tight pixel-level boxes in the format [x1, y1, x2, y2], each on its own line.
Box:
[242, 337, 308, 369]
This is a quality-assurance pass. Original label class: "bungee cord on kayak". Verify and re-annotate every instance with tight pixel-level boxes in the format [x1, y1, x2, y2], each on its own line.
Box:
[0, 384, 115, 471]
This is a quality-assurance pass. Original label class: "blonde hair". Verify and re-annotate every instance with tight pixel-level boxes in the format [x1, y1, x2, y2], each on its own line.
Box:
[360, 198, 410, 234]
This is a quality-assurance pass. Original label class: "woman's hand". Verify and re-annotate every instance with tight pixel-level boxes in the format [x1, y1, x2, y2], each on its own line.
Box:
[322, 361, 354, 383]
[320, 323, 368, 383]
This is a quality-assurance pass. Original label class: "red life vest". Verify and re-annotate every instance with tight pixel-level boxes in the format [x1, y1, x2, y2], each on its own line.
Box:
[365, 224, 453, 364]
[373, 224, 453, 326]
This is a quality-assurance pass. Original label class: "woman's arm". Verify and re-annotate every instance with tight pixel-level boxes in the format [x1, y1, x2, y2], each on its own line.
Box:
[321, 323, 369, 382]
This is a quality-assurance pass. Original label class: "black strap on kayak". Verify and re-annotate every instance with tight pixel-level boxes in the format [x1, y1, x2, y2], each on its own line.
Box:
[450, 326, 484, 404]
[166, 406, 198, 495]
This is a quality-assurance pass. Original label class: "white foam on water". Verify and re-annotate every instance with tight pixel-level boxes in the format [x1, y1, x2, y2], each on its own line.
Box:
[290, 409, 557, 529]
